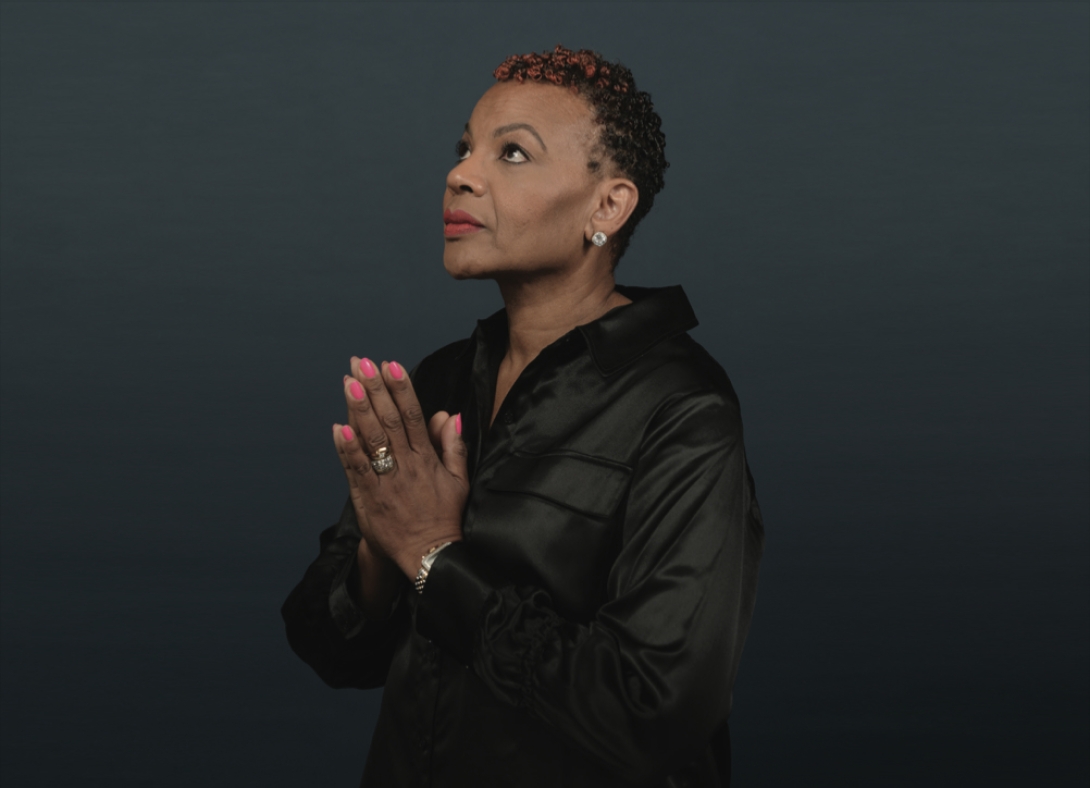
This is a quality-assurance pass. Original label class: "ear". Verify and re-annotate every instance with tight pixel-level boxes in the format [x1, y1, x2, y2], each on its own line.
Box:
[585, 178, 639, 242]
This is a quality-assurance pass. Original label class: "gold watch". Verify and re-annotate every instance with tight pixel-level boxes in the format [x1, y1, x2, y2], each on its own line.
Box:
[414, 542, 453, 594]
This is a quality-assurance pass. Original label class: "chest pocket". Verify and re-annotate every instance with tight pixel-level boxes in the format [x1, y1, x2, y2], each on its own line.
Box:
[485, 451, 631, 521]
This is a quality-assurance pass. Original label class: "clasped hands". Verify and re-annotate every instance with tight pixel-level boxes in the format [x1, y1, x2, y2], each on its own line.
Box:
[332, 356, 468, 582]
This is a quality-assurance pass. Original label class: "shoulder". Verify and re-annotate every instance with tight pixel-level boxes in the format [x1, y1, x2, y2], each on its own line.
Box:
[637, 332, 739, 410]
[628, 332, 744, 448]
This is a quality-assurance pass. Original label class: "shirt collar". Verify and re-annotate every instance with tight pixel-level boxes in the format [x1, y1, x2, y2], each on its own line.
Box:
[579, 284, 699, 375]
[465, 284, 699, 376]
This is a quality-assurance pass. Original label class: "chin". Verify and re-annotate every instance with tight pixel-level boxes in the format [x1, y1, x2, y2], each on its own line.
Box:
[443, 247, 497, 281]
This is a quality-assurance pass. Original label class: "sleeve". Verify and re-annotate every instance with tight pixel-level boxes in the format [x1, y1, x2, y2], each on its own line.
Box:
[414, 389, 765, 784]
[281, 497, 410, 690]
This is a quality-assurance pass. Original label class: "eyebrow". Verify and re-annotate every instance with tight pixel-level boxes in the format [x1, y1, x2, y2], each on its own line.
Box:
[464, 122, 547, 151]
[493, 123, 546, 150]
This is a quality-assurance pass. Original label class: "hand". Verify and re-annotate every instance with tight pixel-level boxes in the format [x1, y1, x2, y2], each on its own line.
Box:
[337, 370, 455, 549]
[333, 357, 469, 580]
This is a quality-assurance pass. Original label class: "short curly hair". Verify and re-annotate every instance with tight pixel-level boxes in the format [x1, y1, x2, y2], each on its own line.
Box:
[493, 45, 668, 267]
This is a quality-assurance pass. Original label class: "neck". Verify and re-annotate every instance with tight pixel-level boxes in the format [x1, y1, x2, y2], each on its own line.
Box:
[496, 269, 630, 368]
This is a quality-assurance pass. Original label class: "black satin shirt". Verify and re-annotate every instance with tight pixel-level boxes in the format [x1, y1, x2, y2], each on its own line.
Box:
[282, 285, 764, 787]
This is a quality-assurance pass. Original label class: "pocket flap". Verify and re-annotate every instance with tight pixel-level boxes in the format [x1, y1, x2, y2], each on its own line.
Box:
[486, 452, 631, 520]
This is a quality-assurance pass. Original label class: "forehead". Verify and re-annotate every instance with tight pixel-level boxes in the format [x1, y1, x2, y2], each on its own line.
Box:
[467, 81, 596, 149]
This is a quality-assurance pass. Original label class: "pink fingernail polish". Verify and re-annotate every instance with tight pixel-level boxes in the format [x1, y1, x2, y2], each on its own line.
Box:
[455, 413, 462, 435]
[390, 361, 404, 380]
[360, 358, 377, 378]
[340, 425, 354, 441]
[349, 380, 364, 400]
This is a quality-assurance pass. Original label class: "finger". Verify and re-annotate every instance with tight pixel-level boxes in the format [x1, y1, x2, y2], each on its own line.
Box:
[332, 423, 358, 489]
[344, 373, 380, 452]
[382, 360, 430, 452]
[347, 358, 400, 457]
[346, 366, 382, 449]
[353, 356, 411, 455]
[429, 411, 450, 455]
[333, 423, 374, 481]
[438, 412, 469, 489]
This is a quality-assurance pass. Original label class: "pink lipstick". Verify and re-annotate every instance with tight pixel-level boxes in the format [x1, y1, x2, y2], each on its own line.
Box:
[444, 208, 484, 238]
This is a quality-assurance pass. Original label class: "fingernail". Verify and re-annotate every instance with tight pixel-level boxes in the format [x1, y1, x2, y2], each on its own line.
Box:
[340, 425, 354, 442]
[360, 358, 377, 378]
[455, 413, 462, 436]
[389, 361, 404, 380]
[349, 380, 364, 400]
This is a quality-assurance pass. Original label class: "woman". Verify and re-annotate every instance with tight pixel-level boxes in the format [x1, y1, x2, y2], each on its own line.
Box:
[282, 45, 763, 788]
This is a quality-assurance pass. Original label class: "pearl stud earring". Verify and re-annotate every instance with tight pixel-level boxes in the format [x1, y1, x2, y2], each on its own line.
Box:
[591, 231, 607, 247]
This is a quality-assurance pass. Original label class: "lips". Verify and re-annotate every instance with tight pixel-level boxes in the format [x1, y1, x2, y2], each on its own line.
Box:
[444, 209, 484, 238]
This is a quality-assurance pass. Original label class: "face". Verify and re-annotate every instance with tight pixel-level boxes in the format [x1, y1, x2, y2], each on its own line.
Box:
[442, 81, 605, 280]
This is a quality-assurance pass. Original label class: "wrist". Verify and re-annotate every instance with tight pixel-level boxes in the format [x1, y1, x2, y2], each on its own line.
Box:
[412, 540, 457, 594]
[357, 536, 392, 572]
[397, 536, 462, 583]
[353, 539, 399, 620]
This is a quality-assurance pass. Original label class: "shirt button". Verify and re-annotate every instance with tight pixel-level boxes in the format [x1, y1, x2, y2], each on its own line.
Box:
[503, 410, 515, 424]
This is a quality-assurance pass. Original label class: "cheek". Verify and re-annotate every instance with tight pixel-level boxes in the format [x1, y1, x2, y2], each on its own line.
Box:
[497, 185, 586, 248]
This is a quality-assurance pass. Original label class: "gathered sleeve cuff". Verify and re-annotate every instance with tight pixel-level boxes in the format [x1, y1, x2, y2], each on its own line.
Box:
[414, 541, 497, 664]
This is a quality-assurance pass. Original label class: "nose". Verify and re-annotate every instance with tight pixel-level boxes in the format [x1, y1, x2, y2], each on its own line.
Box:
[446, 158, 485, 196]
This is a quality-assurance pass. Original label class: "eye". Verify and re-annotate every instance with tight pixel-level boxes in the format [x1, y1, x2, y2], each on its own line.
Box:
[501, 142, 528, 164]
[455, 139, 470, 161]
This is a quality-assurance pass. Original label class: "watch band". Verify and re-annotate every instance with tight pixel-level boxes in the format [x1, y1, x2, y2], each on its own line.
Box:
[414, 541, 453, 594]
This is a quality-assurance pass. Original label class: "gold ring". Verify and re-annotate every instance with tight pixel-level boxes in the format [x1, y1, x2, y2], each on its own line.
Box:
[370, 446, 395, 475]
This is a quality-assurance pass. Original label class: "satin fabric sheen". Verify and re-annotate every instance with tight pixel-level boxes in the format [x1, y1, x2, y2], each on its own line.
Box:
[282, 285, 764, 787]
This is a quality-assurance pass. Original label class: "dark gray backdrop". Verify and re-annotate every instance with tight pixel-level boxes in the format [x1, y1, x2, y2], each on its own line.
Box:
[1, 2, 1087, 786]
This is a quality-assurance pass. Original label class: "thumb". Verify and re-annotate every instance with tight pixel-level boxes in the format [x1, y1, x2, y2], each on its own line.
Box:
[439, 412, 469, 487]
